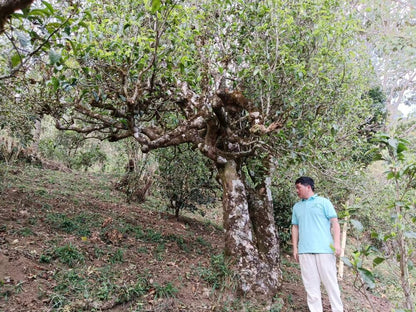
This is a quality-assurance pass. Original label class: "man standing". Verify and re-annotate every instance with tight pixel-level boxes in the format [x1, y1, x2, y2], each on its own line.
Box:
[291, 176, 343, 312]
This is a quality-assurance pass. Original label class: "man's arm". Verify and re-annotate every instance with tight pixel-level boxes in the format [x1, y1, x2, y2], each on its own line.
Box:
[291, 224, 299, 262]
[330, 217, 341, 256]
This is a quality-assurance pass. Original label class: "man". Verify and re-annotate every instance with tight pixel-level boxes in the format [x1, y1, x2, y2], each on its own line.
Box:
[291, 176, 343, 312]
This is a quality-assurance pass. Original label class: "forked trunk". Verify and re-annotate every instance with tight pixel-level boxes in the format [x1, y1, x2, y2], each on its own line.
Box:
[217, 159, 282, 300]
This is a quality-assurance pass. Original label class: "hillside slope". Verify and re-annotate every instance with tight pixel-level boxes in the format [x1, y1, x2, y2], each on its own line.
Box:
[0, 165, 392, 311]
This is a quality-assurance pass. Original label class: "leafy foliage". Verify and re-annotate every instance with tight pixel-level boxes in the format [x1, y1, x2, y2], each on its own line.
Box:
[272, 181, 298, 249]
[1, 0, 385, 188]
[39, 130, 107, 171]
[355, 131, 416, 310]
[358, 0, 416, 118]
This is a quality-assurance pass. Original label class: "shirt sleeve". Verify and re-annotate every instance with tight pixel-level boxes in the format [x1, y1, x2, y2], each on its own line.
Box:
[291, 206, 298, 225]
[323, 199, 337, 219]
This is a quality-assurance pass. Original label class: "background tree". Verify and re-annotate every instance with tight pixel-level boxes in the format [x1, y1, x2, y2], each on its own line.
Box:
[155, 144, 220, 219]
[340, 117, 416, 311]
[0, 1, 84, 167]
[357, 0, 416, 120]
[376, 135, 415, 311]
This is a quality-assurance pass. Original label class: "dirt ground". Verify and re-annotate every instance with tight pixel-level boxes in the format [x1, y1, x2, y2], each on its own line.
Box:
[0, 168, 393, 312]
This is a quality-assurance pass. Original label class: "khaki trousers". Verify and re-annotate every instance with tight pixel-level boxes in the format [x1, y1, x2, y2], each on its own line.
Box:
[299, 254, 343, 312]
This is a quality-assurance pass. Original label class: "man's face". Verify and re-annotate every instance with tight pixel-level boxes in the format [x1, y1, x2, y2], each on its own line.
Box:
[295, 183, 310, 199]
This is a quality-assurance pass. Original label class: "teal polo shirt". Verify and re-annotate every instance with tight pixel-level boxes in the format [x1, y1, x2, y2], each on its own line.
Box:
[291, 194, 337, 254]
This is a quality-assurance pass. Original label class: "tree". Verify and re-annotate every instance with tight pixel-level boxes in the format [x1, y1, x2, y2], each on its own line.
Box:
[0, 1, 79, 80]
[0, 0, 83, 159]
[2, 0, 383, 300]
[356, 0, 416, 120]
[370, 133, 416, 312]
[155, 144, 220, 219]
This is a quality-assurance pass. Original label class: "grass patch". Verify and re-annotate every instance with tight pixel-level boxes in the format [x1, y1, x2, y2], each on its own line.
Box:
[109, 248, 124, 264]
[48, 265, 176, 309]
[196, 236, 212, 248]
[46, 212, 101, 237]
[40, 243, 85, 267]
[1, 165, 125, 205]
[198, 253, 236, 291]
[16, 227, 34, 236]
[143, 228, 164, 243]
[153, 282, 178, 299]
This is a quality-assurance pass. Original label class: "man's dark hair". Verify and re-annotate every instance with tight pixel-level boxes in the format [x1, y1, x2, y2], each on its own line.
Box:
[295, 176, 315, 191]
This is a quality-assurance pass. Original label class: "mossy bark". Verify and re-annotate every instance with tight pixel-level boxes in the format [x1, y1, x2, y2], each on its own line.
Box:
[217, 159, 281, 300]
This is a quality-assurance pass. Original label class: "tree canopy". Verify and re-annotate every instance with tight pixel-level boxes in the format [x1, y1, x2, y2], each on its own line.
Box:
[9, 0, 376, 162]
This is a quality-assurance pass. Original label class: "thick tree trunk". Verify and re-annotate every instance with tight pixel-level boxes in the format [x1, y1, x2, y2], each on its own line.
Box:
[217, 159, 282, 300]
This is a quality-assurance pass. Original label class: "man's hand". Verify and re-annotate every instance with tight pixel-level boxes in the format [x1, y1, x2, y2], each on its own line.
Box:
[293, 249, 299, 262]
[330, 218, 341, 257]
[334, 244, 341, 257]
[291, 224, 299, 262]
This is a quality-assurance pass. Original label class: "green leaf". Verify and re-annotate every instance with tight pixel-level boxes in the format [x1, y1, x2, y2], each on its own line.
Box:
[49, 50, 62, 65]
[404, 232, 416, 239]
[372, 257, 385, 267]
[358, 267, 375, 289]
[373, 133, 390, 141]
[41, 1, 55, 14]
[51, 77, 60, 91]
[386, 171, 395, 180]
[383, 232, 396, 241]
[10, 12, 25, 19]
[341, 257, 352, 268]
[370, 231, 379, 239]
[11, 53, 22, 67]
[350, 219, 363, 232]
[28, 8, 50, 18]
[151, 0, 162, 13]
[396, 142, 407, 154]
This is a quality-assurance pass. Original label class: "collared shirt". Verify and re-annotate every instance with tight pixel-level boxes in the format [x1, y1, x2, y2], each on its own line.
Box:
[292, 194, 337, 254]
